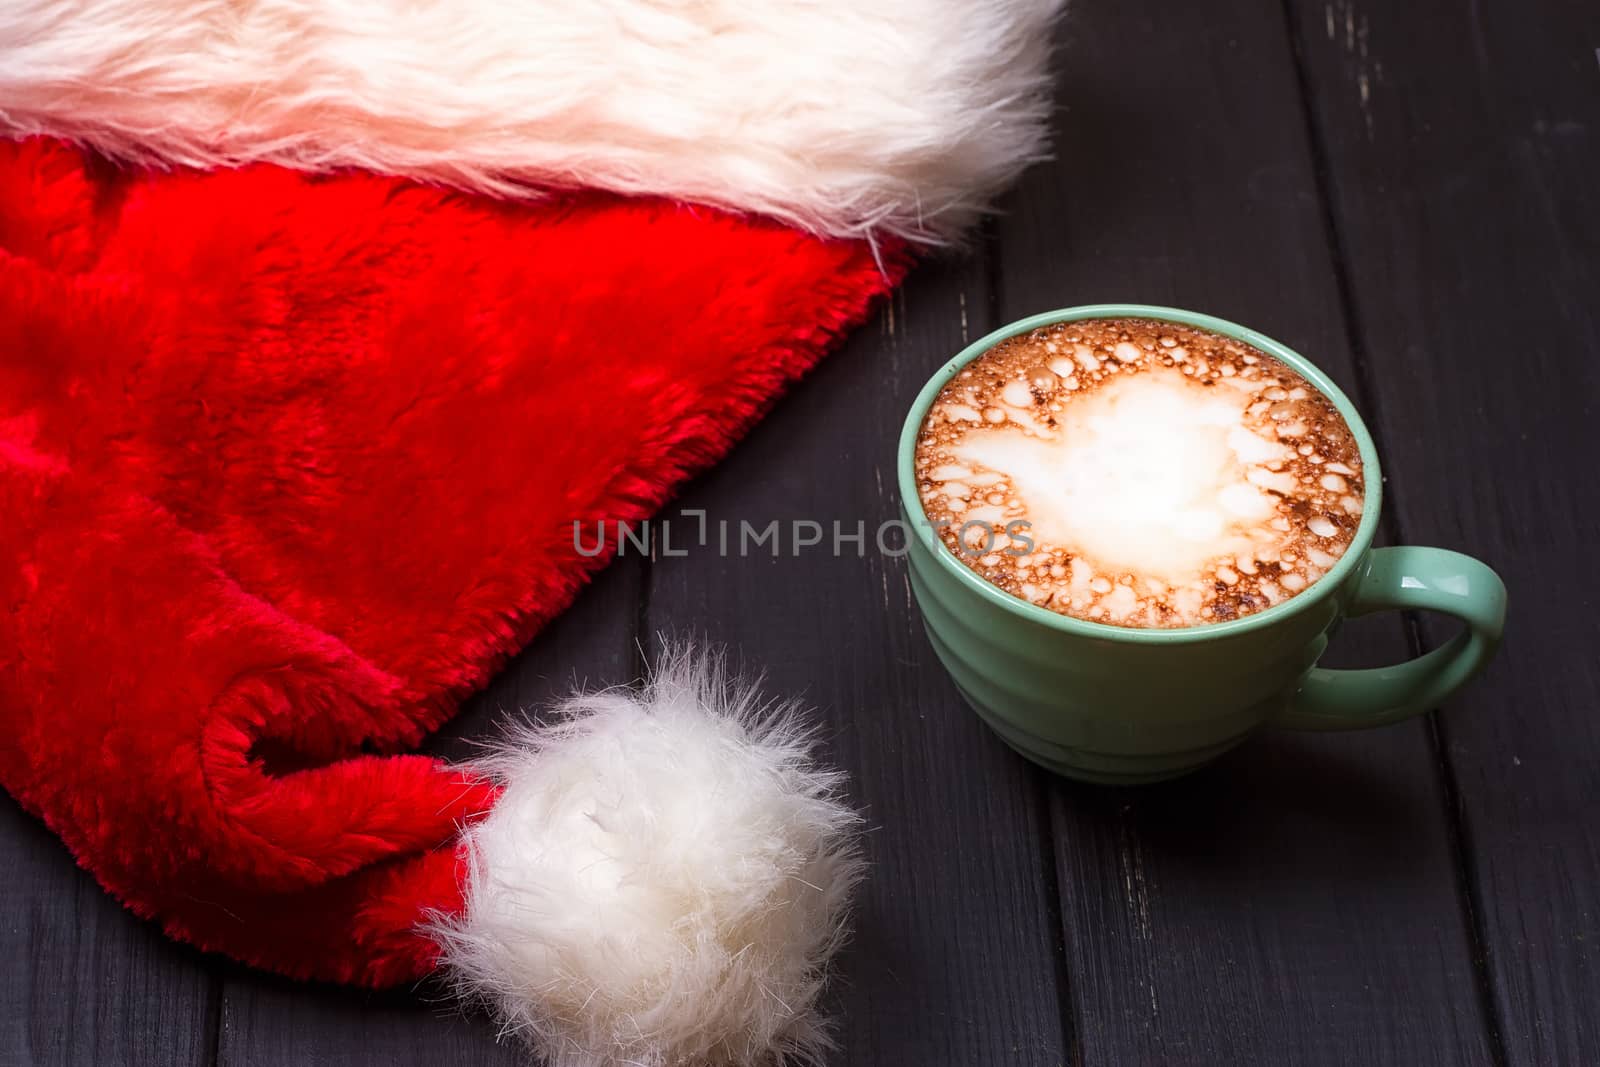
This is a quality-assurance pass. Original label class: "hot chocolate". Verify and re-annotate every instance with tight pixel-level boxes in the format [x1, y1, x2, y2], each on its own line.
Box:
[914, 317, 1365, 628]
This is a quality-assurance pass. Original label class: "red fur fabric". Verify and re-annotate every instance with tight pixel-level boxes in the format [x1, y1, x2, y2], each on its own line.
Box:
[0, 137, 900, 984]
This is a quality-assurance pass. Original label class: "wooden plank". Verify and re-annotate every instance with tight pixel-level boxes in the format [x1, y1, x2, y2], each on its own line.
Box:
[215, 558, 642, 1066]
[643, 256, 1071, 1065]
[0, 799, 217, 1067]
[213, 978, 505, 1067]
[994, 2, 1497, 1062]
[1285, 0, 1600, 1062]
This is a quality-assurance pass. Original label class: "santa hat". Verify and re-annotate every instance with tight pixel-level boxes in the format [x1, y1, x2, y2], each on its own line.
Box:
[0, 2, 1062, 1064]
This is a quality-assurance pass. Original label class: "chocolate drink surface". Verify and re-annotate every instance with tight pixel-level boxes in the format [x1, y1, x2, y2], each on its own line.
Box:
[914, 317, 1365, 629]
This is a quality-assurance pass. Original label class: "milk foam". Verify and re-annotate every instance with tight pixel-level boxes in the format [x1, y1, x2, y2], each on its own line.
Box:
[915, 318, 1365, 628]
[952, 367, 1284, 580]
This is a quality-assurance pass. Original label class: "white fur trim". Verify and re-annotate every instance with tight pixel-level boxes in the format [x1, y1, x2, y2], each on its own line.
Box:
[0, 0, 1063, 242]
[428, 647, 865, 1067]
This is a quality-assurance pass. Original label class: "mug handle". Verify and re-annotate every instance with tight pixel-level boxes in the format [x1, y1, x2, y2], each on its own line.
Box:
[1277, 546, 1507, 731]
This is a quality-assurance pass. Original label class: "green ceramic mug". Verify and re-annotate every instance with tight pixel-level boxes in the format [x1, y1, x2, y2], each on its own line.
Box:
[898, 305, 1507, 783]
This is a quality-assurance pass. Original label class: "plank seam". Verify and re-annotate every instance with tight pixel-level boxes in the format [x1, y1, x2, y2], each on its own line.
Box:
[202, 970, 224, 1067]
[982, 215, 1005, 338]
[1037, 777, 1083, 1067]
[634, 554, 655, 680]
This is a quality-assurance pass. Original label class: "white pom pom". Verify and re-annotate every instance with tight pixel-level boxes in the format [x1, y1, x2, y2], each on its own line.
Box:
[428, 647, 865, 1067]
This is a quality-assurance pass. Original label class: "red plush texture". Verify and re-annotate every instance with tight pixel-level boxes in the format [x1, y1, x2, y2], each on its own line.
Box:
[0, 137, 902, 986]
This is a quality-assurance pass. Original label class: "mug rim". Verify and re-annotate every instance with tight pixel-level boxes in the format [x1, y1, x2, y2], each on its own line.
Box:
[896, 304, 1385, 645]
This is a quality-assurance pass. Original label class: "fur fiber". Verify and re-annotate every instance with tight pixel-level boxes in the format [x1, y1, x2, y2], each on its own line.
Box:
[430, 648, 864, 1067]
[0, 0, 1064, 242]
[0, 136, 900, 985]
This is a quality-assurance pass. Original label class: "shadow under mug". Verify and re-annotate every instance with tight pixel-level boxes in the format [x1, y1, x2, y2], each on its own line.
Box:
[897, 305, 1507, 783]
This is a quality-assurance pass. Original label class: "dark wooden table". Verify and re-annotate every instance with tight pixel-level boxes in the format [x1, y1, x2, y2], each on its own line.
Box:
[5, 2, 1597, 1064]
